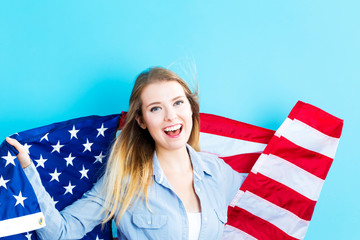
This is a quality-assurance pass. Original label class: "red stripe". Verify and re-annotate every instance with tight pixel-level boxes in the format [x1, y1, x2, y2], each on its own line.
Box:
[117, 111, 127, 130]
[263, 137, 333, 180]
[200, 113, 275, 144]
[221, 153, 261, 173]
[288, 101, 343, 138]
[240, 172, 316, 221]
[227, 206, 299, 240]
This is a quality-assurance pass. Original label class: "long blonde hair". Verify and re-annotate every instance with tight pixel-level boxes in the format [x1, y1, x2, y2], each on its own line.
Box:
[102, 67, 200, 225]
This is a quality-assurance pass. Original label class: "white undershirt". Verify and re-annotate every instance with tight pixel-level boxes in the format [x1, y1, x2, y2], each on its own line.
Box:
[187, 212, 202, 240]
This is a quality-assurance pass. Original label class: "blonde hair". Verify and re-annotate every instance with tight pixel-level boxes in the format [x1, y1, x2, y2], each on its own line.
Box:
[102, 67, 200, 225]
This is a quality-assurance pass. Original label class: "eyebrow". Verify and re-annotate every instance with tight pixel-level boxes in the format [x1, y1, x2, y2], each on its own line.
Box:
[146, 96, 185, 108]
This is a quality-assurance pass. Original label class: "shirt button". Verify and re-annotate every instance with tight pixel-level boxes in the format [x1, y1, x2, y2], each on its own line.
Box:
[148, 220, 151, 224]
[204, 217, 208, 222]
[197, 187, 200, 192]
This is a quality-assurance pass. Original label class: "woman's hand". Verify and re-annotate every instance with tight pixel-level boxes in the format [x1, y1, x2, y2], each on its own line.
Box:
[6, 137, 32, 169]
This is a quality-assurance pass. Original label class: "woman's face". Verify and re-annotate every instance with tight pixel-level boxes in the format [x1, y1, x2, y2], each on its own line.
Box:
[137, 80, 193, 154]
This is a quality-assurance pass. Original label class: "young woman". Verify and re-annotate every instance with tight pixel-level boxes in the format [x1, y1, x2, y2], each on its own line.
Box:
[7, 67, 245, 239]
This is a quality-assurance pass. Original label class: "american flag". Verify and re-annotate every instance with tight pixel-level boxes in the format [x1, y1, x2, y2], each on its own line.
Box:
[199, 101, 343, 240]
[1, 101, 343, 239]
[0, 114, 121, 239]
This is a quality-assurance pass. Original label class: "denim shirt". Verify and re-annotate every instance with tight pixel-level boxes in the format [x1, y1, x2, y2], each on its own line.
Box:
[24, 145, 245, 240]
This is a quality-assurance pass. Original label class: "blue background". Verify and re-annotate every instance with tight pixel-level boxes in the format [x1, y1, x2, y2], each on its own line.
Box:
[0, 1, 358, 239]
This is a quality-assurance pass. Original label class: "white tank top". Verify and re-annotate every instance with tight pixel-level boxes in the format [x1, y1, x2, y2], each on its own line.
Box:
[187, 212, 202, 240]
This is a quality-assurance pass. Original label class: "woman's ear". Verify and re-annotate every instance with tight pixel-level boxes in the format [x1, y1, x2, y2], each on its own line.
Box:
[135, 116, 147, 129]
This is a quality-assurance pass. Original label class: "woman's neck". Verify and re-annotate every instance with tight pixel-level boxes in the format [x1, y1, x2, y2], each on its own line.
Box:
[155, 146, 192, 173]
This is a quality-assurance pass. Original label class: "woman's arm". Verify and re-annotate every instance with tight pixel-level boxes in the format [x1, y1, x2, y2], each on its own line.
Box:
[6, 137, 107, 239]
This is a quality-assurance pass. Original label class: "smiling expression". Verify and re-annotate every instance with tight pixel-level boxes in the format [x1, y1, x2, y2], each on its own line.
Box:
[136, 80, 193, 154]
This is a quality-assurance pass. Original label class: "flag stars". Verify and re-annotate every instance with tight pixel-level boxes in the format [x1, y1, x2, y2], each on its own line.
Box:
[35, 154, 47, 168]
[25, 232, 32, 240]
[69, 125, 79, 139]
[2, 151, 17, 167]
[83, 138, 93, 152]
[23, 143, 32, 154]
[0, 175, 10, 189]
[64, 181, 76, 195]
[94, 152, 106, 164]
[64, 153, 76, 167]
[79, 165, 89, 179]
[50, 196, 59, 206]
[40, 133, 49, 142]
[49, 168, 62, 182]
[96, 235, 104, 240]
[14, 191, 27, 207]
[97, 123, 108, 137]
[51, 141, 64, 153]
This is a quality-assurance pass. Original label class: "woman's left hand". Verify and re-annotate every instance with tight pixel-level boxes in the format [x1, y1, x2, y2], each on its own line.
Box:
[6, 137, 32, 169]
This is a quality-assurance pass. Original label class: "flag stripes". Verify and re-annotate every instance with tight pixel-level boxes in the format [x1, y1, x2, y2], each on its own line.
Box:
[287, 101, 343, 138]
[199, 113, 275, 144]
[251, 153, 324, 201]
[220, 101, 343, 240]
[227, 207, 300, 240]
[199, 132, 267, 157]
[239, 172, 316, 221]
[263, 137, 333, 180]
[235, 190, 310, 239]
[0, 212, 44, 237]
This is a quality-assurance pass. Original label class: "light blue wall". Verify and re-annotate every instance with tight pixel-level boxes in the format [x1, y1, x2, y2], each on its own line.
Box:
[1, 1, 359, 239]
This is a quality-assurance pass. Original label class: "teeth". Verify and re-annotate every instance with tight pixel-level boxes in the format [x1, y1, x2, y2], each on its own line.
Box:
[164, 124, 182, 132]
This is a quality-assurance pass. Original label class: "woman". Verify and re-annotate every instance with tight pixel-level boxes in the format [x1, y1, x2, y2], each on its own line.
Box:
[7, 67, 245, 239]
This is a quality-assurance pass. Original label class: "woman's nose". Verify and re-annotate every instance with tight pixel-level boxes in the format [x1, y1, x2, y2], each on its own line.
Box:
[164, 107, 177, 121]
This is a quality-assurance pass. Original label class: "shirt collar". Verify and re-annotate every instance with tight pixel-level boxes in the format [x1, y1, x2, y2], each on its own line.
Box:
[152, 144, 213, 185]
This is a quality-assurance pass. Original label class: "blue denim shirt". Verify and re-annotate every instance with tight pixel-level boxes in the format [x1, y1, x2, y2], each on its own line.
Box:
[25, 145, 245, 239]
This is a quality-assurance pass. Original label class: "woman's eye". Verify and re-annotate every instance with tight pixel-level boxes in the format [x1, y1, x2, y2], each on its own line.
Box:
[174, 100, 184, 106]
[150, 106, 161, 112]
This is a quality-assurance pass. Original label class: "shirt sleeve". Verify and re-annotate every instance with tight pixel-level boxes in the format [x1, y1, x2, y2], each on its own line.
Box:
[24, 163, 107, 240]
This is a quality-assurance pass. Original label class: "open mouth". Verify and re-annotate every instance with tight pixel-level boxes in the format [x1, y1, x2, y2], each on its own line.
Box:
[163, 124, 183, 137]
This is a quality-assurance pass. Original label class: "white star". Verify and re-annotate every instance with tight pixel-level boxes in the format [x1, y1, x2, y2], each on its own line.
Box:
[94, 151, 106, 164]
[83, 138, 93, 152]
[69, 125, 79, 139]
[95, 235, 104, 240]
[23, 143, 32, 154]
[2, 151, 16, 167]
[14, 191, 27, 207]
[40, 133, 49, 142]
[35, 154, 47, 168]
[0, 175, 10, 189]
[96, 124, 108, 137]
[49, 168, 61, 182]
[50, 196, 59, 206]
[25, 232, 32, 240]
[64, 153, 75, 167]
[51, 141, 64, 153]
[79, 165, 89, 179]
[63, 181, 76, 195]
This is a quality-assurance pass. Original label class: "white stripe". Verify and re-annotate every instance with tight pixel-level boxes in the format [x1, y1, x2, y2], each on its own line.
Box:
[280, 118, 339, 159]
[274, 118, 292, 138]
[222, 224, 258, 240]
[253, 154, 324, 201]
[250, 154, 267, 174]
[200, 132, 267, 157]
[229, 190, 245, 207]
[0, 212, 46, 237]
[236, 191, 309, 239]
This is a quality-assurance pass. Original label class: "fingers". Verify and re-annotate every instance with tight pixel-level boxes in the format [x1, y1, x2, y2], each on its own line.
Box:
[6, 137, 32, 169]
[6, 137, 25, 153]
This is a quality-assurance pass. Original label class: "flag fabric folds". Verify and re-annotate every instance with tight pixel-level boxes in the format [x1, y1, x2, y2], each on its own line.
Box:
[0, 101, 343, 239]
[0, 114, 121, 239]
[198, 101, 343, 240]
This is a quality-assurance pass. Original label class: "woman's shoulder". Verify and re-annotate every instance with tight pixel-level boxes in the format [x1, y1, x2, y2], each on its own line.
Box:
[188, 145, 229, 176]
